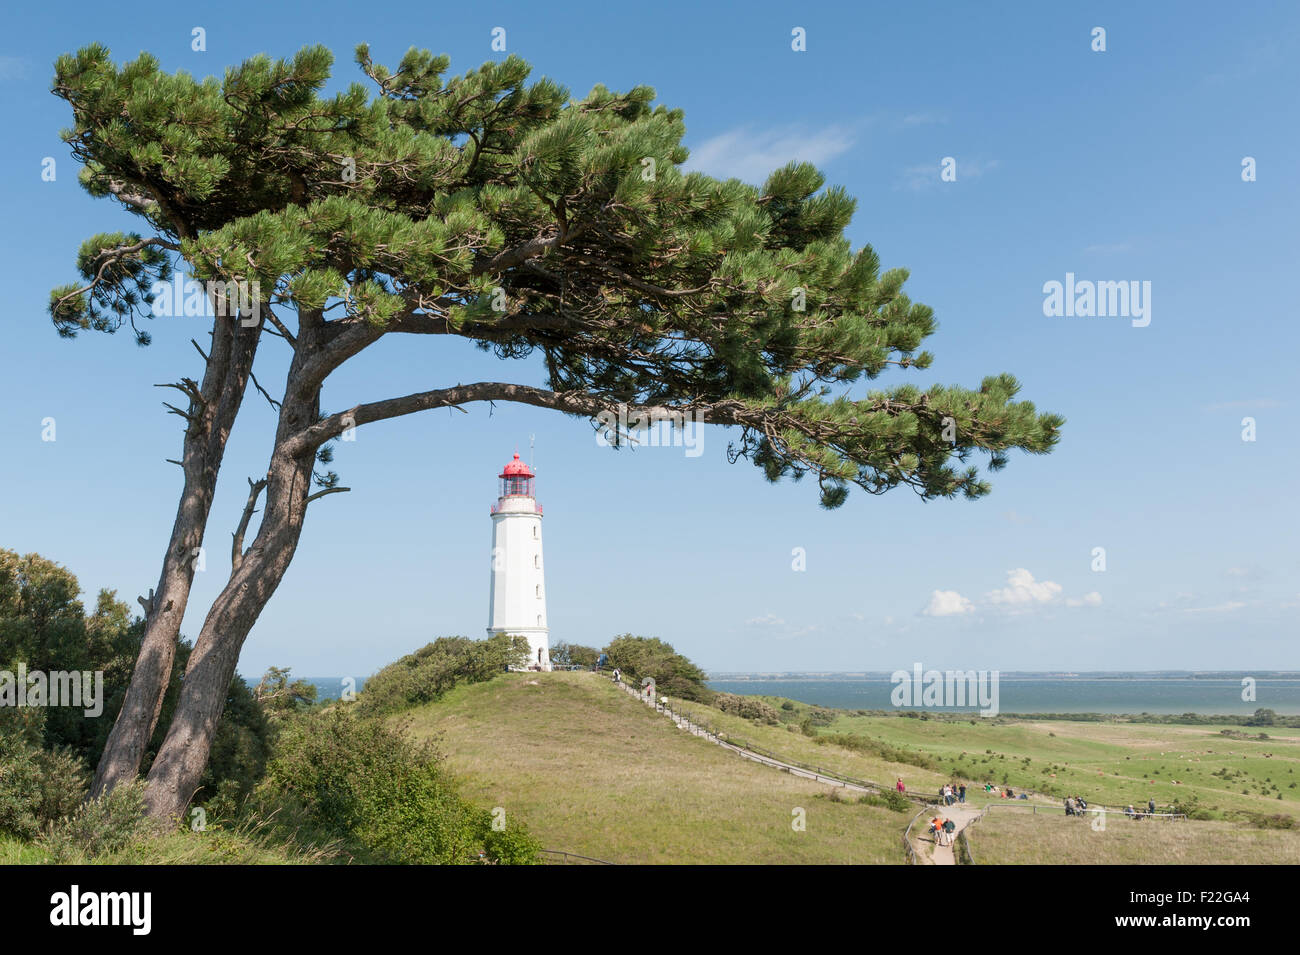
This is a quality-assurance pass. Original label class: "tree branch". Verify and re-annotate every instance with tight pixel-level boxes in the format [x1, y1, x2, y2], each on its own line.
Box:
[231, 477, 268, 572]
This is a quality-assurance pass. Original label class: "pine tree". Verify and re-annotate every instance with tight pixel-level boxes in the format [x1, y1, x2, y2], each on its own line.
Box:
[50, 43, 1062, 820]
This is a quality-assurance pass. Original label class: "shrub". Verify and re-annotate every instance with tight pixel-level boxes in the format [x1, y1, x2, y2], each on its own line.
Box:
[42, 781, 149, 862]
[359, 634, 529, 715]
[858, 790, 912, 813]
[1242, 812, 1295, 830]
[604, 634, 713, 703]
[0, 715, 88, 839]
[259, 708, 539, 864]
[713, 693, 780, 724]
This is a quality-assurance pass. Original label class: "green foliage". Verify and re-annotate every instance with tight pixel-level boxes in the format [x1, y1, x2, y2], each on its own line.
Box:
[253, 666, 318, 718]
[604, 634, 712, 702]
[358, 634, 529, 714]
[713, 692, 779, 724]
[0, 713, 89, 840]
[259, 708, 538, 864]
[50, 42, 1061, 509]
[40, 781, 150, 862]
[1240, 811, 1295, 830]
[0, 548, 286, 816]
[550, 642, 599, 668]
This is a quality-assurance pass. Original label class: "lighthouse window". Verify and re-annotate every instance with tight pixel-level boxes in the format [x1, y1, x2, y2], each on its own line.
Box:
[537, 615, 543, 626]
[534, 555, 540, 569]
[535, 584, 541, 597]
[532, 526, 538, 539]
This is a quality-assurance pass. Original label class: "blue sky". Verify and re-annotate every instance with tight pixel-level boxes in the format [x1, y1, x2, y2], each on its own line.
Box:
[2, 1, 1297, 678]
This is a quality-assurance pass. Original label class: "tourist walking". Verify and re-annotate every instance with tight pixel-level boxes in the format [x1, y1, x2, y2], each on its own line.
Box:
[958, 784, 966, 804]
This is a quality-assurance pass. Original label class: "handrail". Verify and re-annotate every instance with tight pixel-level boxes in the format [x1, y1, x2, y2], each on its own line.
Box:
[539, 848, 616, 865]
[903, 804, 934, 864]
[613, 677, 934, 801]
[974, 802, 1187, 820]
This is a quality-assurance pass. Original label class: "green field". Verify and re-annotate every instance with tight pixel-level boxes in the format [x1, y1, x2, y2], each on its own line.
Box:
[820, 710, 1300, 818]
[403, 671, 911, 864]
[405, 671, 1298, 864]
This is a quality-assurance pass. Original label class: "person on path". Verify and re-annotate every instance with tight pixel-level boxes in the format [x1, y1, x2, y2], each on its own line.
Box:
[943, 818, 956, 846]
[896, 777, 906, 794]
[958, 784, 966, 804]
[1148, 797, 1156, 818]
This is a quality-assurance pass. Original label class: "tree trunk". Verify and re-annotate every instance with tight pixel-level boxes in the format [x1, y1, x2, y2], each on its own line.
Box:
[142, 382, 317, 822]
[91, 316, 260, 798]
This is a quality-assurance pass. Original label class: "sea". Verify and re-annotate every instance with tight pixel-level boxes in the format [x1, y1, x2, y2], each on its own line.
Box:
[704, 674, 1300, 715]
[294, 672, 1300, 715]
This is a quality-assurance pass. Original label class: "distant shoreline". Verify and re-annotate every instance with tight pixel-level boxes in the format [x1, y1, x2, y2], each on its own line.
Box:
[707, 671, 1300, 680]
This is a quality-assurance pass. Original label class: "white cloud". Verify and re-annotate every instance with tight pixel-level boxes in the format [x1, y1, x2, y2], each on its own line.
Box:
[986, 568, 1063, 607]
[1066, 591, 1103, 608]
[745, 613, 785, 627]
[922, 590, 974, 617]
[685, 125, 856, 184]
[1182, 602, 1246, 614]
[0, 56, 29, 81]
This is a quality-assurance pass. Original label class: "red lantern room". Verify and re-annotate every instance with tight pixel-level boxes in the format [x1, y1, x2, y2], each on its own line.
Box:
[498, 452, 535, 499]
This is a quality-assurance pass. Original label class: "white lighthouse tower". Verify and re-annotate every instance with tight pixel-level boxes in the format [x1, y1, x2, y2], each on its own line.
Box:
[487, 452, 550, 670]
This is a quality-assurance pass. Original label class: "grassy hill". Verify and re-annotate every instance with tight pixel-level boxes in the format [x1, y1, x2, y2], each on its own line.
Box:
[402, 671, 912, 864]
[403, 670, 1299, 865]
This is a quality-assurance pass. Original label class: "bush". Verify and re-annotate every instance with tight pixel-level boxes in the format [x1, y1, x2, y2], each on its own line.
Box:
[713, 693, 779, 724]
[858, 790, 912, 813]
[0, 715, 88, 839]
[258, 708, 538, 864]
[604, 634, 713, 703]
[1242, 812, 1295, 830]
[42, 781, 149, 862]
[359, 634, 529, 715]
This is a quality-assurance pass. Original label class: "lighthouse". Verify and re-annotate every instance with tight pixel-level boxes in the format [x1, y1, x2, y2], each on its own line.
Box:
[487, 452, 550, 670]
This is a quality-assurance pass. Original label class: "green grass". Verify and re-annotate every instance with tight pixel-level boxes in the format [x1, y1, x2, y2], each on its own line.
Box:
[964, 808, 1300, 864]
[668, 698, 952, 795]
[403, 671, 910, 864]
[818, 712, 1300, 818]
[0, 827, 322, 865]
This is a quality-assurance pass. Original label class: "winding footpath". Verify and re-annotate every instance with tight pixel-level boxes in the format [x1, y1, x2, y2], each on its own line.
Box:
[613, 677, 978, 861]
[915, 804, 983, 865]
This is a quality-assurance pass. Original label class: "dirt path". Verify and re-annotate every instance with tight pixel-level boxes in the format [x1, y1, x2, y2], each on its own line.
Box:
[614, 677, 982, 863]
[916, 804, 983, 865]
[615, 679, 887, 794]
